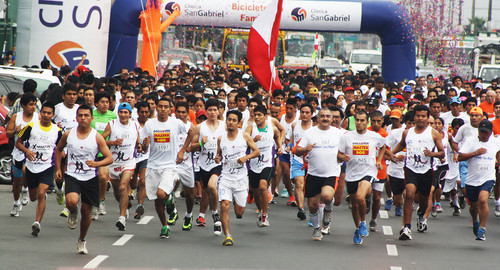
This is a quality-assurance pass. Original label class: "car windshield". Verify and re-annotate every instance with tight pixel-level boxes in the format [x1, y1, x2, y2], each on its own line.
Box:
[480, 67, 500, 83]
[351, 53, 381, 65]
[287, 36, 315, 57]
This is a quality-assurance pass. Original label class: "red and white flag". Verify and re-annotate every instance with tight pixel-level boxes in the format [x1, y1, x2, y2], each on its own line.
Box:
[247, 0, 283, 92]
[314, 33, 319, 51]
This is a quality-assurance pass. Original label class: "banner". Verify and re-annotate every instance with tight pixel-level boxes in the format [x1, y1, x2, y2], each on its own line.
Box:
[17, 0, 111, 77]
[162, 0, 362, 31]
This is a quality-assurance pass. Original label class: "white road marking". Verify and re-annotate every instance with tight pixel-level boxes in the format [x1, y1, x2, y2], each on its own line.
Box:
[386, 244, 398, 256]
[379, 210, 389, 219]
[390, 267, 403, 270]
[112, 234, 134, 246]
[83, 255, 109, 269]
[383, 225, 393, 235]
[137, 216, 154, 225]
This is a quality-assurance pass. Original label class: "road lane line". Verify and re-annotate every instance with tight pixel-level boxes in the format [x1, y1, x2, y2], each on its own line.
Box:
[379, 210, 389, 219]
[137, 216, 154, 224]
[390, 267, 402, 270]
[382, 225, 393, 235]
[386, 244, 398, 256]
[113, 234, 134, 246]
[83, 255, 109, 269]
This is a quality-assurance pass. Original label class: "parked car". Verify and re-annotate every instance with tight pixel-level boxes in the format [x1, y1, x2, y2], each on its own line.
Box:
[0, 103, 11, 184]
[0, 65, 61, 95]
[0, 74, 24, 96]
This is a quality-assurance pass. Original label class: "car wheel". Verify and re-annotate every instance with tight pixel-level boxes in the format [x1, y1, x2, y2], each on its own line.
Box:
[0, 150, 12, 184]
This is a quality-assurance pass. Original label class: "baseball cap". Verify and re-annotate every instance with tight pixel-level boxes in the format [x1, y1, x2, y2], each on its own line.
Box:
[183, 85, 194, 92]
[371, 91, 382, 99]
[366, 98, 379, 106]
[394, 94, 404, 100]
[309, 87, 319, 94]
[393, 101, 405, 107]
[156, 85, 166, 92]
[376, 77, 385, 83]
[175, 90, 187, 98]
[475, 83, 484, 89]
[294, 93, 305, 100]
[359, 85, 369, 94]
[193, 83, 205, 92]
[196, 109, 207, 118]
[242, 74, 251, 80]
[403, 85, 413, 92]
[388, 97, 398, 105]
[344, 87, 355, 92]
[118, 102, 132, 113]
[449, 96, 461, 105]
[469, 106, 483, 115]
[342, 68, 349, 72]
[390, 109, 402, 119]
[414, 87, 424, 92]
[204, 88, 214, 96]
[408, 80, 416, 85]
[478, 120, 493, 133]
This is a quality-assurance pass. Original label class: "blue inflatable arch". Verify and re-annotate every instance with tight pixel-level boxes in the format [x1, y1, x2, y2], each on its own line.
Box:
[107, 0, 415, 82]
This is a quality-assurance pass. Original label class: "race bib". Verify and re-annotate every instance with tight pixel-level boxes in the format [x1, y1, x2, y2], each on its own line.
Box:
[155, 143, 171, 152]
[95, 122, 107, 132]
[227, 159, 242, 169]
[204, 141, 217, 149]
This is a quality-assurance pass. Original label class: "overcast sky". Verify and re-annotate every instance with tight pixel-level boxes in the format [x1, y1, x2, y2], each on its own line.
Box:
[462, 0, 499, 29]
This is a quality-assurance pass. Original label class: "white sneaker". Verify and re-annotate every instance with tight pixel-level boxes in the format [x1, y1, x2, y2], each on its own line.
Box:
[116, 216, 126, 231]
[77, 239, 88, 254]
[260, 214, 270, 227]
[495, 205, 500, 217]
[91, 207, 99, 220]
[21, 187, 29, 206]
[98, 201, 107, 215]
[31, 221, 41, 236]
[10, 203, 22, 217]
[67, 208, 78, 229]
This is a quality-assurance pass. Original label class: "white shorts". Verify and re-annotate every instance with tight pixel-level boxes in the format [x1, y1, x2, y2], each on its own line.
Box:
[109, 162, 136, 180]
[218, 177, 248, 207]
[443, 176, 458, 193]
[372, 182, 384, 192]
[145, 168, 179, 200]
[177, 166, 195, 188]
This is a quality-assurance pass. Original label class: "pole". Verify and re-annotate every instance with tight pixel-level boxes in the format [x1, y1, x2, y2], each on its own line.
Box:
[471, 0, 476, 35]
[487, 0, 492, 31]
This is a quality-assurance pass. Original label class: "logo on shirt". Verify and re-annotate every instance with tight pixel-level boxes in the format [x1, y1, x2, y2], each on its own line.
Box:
[154, 131, 170, 143]
[353, 143, 369, 155]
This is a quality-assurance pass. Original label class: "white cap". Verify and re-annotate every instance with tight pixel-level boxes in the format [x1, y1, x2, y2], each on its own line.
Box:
[360, 85, 369, 94]
[408, 80, 416, 85]
[204, 88, 214, 96]
[156, 85, 166, 92]
[475, 82, 484, 89]
[242, 74, 251, 80]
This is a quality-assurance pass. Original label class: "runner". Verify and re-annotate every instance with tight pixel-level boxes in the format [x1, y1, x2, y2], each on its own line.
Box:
[190, 99, 225, 235]
[7, 93, 39, 216]
[132, 102, 151, 219]
[279, 98, 298, 203]
[338, 111, 386, 244]
[55, 105, 113, 254]
[16, 102, 61, 236]
[296, 108, 343, 240]
[390, 105, 444, 240]
[458, 120, 500, 240]
[142, 97, 193, 238]
[101, 102, 140, 231]
[215, 110, 260, 246]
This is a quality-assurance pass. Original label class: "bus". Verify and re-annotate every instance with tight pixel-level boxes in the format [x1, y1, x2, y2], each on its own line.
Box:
[221, 28, 285, 71]
[283, 32, 325, 69]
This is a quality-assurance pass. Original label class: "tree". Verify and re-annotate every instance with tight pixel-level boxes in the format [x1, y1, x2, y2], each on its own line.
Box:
[464, 17, 487, 36]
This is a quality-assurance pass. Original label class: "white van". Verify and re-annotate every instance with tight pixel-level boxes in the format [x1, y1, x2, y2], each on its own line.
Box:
[0, 66, 61, 94]
[349, 49, 382, 74]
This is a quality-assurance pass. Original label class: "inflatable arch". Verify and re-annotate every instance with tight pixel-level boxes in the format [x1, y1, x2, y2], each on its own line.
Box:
[107, 0, 415, 82]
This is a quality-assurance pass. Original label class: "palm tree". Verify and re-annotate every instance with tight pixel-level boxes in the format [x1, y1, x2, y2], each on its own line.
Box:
[464, 17, 487, 36]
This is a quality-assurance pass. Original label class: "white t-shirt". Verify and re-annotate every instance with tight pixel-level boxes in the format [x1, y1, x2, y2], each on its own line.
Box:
[297, 126, 342, 177]
[459, 136, 500, 186]
[386, 126, 405, 179]
[108, 119, 139, 166]
[339, 130, 386, 182]
[453, 123, 478, 147]
[143, 117, 187, 169]
[441, 111, 469, 132]
[54, 103, 79, 133]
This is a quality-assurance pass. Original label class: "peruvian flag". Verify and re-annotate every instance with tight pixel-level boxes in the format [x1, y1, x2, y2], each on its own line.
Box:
[314, 33, 319, 51]
[247, 0, 283, 92]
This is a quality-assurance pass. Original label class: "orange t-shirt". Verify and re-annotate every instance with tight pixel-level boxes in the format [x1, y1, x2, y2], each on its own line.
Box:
[368, 126, 388, 180]
[479, 102, 494, 119]
[492, 118, 500, 135]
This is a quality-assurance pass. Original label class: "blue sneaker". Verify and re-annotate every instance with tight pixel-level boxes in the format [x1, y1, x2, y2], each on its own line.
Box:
[384, 198, 393, 211]
[307, 221, 313, 227]
[476, 227, 486, 241]
[395, 206, 403, 216]
[280, 189, 289, 198]
[359, 221, 369, 237]
[472, 220, 480, 237]
[353, 229, 363, 245]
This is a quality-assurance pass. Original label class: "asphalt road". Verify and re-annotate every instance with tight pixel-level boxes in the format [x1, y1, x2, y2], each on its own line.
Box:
[1, 183, 500, 270]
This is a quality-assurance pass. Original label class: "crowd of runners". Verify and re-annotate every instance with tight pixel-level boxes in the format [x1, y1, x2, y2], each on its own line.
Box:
[5, 60, 500, 253]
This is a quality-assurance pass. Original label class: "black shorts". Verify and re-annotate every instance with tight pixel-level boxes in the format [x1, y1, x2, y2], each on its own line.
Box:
[466, 180, 495, 203]
[26, 167, 54, 189]
[199, 166, 222, 187]
[404, 167, 433, 196]
[389, 176, 405, 195]
[194, 171, 201, 182]
[65, 174, 100, 207]
[341, 162, 346, 174]
[249, 167, 274, 189]
[134, 159, 148, 173]
[346, 176, 375, 195]
[304, 174, 337, 198]
[433, 165, 449, 188]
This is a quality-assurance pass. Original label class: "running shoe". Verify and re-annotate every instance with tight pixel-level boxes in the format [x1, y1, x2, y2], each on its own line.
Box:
[321, 224, 330, 235]
[98, 201, 107, 215]
[195, 196, 201, 205]
[134, 204, 145, 220]
[247, 191, 254, 204]
[431, 205, 438, 217]
[269, 197, 276, 204]
[359, 221, 369, 237]
[287, 196, 297, 207]
[297, 209, 306, 220]
[453, 205, 461, 216]
[313, 227, 323, 241]
[106, 181, 111, 191]
[10, 203, 22, 217]
[260, 214, 270, 227]
[369, 220, 378, 232]
[196, 216, 206, 227]
[395, 206, 403, 216]
[273, 190, 279, 197]
[399, 226, 412, 240]
[365, 195, 371, 215]
[384, 198, 393, 211]
[458, 196, 466, 209]
[223, 236, 234, 246]
[494, 205, 500, 217]
[77, 239, 88, 254]
[435, 204, 443, 213]
[91, 207, 99, 221]
[60, 207, 69, 218]
[476, 227, 486, 241]
[416, 215, 427, 232]
[472, 220, 480, 237]
[21, 187, 29, 206]
[213, 213, 222, 236]
[353, 228, 363, 245]
[56, 189, 65, 205]
[323, 209, 332, 227]
[31, 221, 41, 237]
[280, 189, 289, 198]
[67, 208, 78, 230]
[346, 194, 351, 209]
[182, 216, 193, 231]
[165, 197, 175, 215]
[116, 216, 126, 231]
[307, 221, 313, 227]
[160, 225, 170, 239]
[167, 212, 178, 225]
[127, 197, 132, 210]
